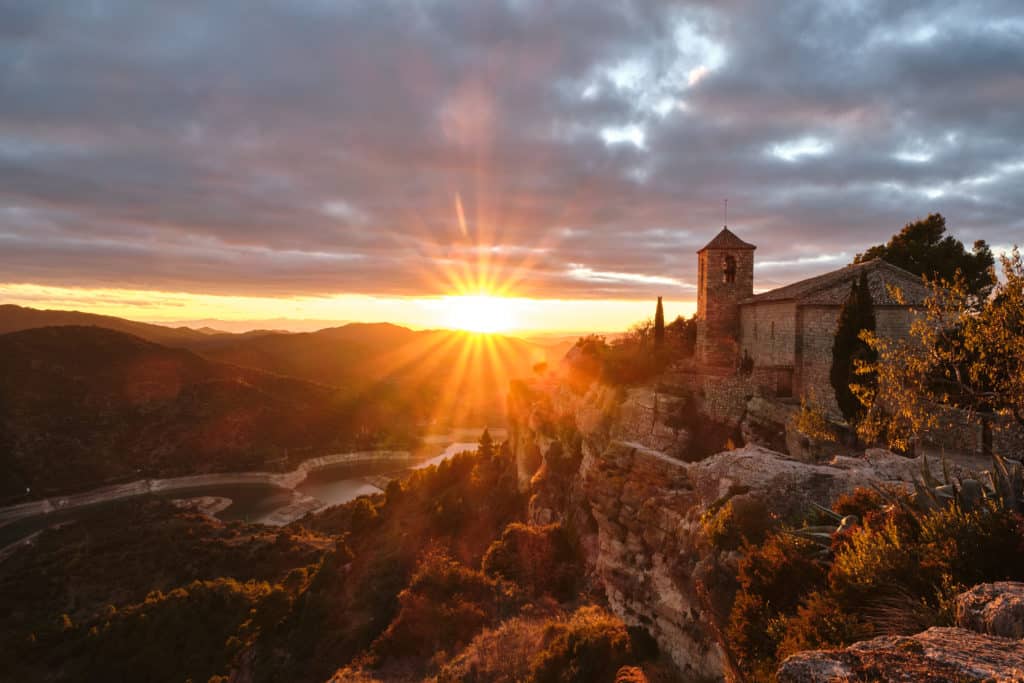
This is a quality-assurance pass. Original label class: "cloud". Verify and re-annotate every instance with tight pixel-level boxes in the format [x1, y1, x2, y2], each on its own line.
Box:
[1, 0, 1022, 301]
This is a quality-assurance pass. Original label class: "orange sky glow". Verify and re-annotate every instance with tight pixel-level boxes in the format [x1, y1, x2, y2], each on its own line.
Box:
[0, 283, 697, 335]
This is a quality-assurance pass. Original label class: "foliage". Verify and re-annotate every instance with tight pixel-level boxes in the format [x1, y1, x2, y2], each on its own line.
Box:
[0, 326, 421, 501]
[654, 297, 665, 347]
[282, 441, 527, 680]
[566, 313, 698, 389]
[832, 487, 886, 520]
[726, 533, 828, 676]
[434, 614, 555, 683]
[529, 605, 634, 683]
[830, 270, 876, 425]
[700, 496, 773, 551]
[773, 591, 868, 662]
[665, 314, 698, 358]
[70, 579, 284, 683]
[566, 325, 664, 387]
[727, 485, 1024, 678]
[478, 428, 495, 459]
[793, 392, 838, 443]
[0, 499, 330, 683]
[854, 213, 995, 301]
[482, 523, 579, 599]
[856, 248, 1024, 451]
[435, 606, 637, 683]
[370, 548, 507, 662]
[2, 434, 531, 683]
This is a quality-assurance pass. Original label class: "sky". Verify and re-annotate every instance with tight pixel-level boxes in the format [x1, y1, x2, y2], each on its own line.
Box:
[1, 1, 1022, 333]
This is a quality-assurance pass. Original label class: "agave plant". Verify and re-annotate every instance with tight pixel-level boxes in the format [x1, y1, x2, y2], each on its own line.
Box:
[788, 502, 860, 558]
[903, 452, 1022, 514]
[789, 452, 1023, 561]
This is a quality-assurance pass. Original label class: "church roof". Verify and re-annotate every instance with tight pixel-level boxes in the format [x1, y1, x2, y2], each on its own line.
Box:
[740, 258, 931, 306]
[697, 227, 757, 253]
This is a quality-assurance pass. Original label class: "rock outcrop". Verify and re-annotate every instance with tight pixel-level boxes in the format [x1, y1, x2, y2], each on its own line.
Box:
[957, 582, 1024, 640]
[777, 582, 1024, 683]
[509, 377, 961, 680]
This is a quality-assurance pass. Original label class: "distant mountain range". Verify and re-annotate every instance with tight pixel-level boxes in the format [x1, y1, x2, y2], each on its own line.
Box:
[0, 304, 223, 347]
[0, 305, 576, 500]
[163, 317, 353, 334]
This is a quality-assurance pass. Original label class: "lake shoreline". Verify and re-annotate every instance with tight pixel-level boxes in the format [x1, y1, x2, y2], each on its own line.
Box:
[0, 449, 415, 526]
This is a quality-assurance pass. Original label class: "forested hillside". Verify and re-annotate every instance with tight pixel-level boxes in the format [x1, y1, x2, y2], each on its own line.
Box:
[0, 326, 420, 500]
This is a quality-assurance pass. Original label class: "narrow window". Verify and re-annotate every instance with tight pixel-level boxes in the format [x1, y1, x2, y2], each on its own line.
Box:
[723, 255, 737, 284]
[771, 321, 775, 339]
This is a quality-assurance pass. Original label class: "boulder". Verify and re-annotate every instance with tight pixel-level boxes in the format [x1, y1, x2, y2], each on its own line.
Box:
[957, 582, 1024, 639]
[778, 583, 1024, 683]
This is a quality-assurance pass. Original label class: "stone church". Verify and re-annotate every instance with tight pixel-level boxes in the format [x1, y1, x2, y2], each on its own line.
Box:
[694, 226, 929, 410]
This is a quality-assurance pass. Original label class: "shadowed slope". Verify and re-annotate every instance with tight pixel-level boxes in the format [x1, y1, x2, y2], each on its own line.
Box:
[0, 326, 417, 500]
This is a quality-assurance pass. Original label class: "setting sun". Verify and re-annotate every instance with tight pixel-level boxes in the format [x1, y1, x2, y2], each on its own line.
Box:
[441, 295, 518, 333]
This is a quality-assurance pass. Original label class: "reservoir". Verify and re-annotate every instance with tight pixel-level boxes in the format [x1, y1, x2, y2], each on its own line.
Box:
[0, 431, 501, 549]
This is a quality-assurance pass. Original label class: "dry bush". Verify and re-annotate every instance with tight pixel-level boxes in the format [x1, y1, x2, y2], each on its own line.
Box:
[433, 614, 552, 683]
[435, 605, 634, 683]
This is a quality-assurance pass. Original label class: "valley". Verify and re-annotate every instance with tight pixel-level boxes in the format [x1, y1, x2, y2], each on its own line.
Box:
[0, 429, 505, 549]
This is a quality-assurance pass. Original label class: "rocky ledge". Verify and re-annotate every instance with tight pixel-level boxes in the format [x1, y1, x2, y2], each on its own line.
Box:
[778, 582, 1024, 683]
[509, 379, 980, 681]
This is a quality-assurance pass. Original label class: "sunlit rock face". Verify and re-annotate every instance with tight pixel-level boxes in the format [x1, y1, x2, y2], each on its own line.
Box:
[508, 376, 947, 680]
[777, 582, 1024, 683]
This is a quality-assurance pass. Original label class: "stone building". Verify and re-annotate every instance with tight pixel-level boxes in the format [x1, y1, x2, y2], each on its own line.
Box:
[695, 227, 929, 411]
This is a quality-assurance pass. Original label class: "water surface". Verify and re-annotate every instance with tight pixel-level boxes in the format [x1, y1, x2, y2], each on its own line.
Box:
[0, 429, 497, 548]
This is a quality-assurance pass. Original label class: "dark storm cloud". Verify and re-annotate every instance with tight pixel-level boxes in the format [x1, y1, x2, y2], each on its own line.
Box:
[1, 0, 1022, 299]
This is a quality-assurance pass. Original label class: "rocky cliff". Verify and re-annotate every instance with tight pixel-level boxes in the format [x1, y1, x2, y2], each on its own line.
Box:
[778, 582, 1024, 682]
[508, 376, 969, 680]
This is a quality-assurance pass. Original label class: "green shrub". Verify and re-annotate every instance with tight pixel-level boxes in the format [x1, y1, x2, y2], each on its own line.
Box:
[700, 496, 773, 550]
[529, 606, 634, 683]
[371, 549, 502, 661]
[726, 534, 827, 674]
[482, 523, 578, 599]
[774, 591, 869, 662]
[727, 490, 1024, 679]
[62, 578, 275, 683]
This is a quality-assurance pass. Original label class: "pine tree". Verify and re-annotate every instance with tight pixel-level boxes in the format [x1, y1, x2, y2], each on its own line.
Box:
[830, 271, 877, 424]
[654, 297, 665, 347]
[854, 213, 995, 301]
[478, 428, 494, 459]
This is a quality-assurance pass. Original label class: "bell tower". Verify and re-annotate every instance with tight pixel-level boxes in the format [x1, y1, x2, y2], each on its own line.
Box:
[696, 227, 756, 368]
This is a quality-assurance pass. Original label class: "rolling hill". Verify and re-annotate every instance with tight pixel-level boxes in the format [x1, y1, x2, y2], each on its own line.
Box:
[0, 305, 575, 430]
[0, 326, 421, 501]
[183, 323, 571, 425]
[0, 304, 223, 347]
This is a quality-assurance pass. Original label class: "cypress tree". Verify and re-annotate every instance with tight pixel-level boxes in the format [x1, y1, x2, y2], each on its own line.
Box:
[830, 270, 877, 424]
[654, 297, 665, 347]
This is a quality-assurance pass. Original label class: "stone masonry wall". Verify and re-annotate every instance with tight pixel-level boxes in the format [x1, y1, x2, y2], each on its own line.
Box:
[701, 375, 755, 427]
[797, 305, 917, 416]
[697, 247, 754, 368]
[739, 301, 797, 367]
